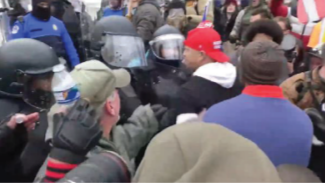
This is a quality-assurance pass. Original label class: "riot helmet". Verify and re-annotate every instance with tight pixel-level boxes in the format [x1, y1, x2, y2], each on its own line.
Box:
[91, 16, 147, 68]
[281, 34, 298, 63]
[0, 39, 60, 109]
[149, 24, 184, 66]
[307, 44, 325, 71]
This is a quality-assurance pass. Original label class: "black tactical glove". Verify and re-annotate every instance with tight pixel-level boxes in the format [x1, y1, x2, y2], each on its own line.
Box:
[50, 99, 102, 164]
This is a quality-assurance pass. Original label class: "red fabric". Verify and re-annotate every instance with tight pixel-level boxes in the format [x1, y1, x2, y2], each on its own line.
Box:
[270, 0, 288, 17]
[315, 0, 325, 20]
[298, 0, 325, 24]
[298, 0, 308, 24]
[270, 0, 311, 48]
[291, 31, 310, 48]
[45, 170, 66, 179]
[197, 21, 213, 29]
[44, 160, 79, 182]
[242, 85, 285, 99]
[47, 160, 78, 170]
[184, 28, 229, 62]
[224, 0, 238, 7]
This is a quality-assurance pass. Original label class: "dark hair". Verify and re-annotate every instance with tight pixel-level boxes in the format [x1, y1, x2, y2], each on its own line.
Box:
[251, 8, 272, 20]
[274, 16, 292, 31]
[244, 19, 284, 45]
[222, 0, 239, 15]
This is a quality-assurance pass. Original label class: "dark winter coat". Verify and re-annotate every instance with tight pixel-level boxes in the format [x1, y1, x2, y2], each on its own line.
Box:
[214, 7, 238, 41]
[132, 0, 164, 47]
[160, 63, 243, 128]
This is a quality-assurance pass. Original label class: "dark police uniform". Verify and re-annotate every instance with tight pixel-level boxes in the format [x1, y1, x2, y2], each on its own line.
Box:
[0, 39, 60, 182]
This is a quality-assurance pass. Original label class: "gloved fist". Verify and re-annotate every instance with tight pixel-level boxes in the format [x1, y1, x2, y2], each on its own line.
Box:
[51, 99, 102, 164]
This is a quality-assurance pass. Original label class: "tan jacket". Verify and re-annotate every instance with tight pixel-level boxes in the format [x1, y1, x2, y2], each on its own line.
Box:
[134, 123, 282, 182]
[186, 0, 213, 26]
[280, 67, 325, 110]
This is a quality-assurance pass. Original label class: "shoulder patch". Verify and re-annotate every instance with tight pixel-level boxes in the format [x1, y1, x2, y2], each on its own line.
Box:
[11, 25, 19, 34]
[53, 24, 58, 31]
[17, 16, 24, 23]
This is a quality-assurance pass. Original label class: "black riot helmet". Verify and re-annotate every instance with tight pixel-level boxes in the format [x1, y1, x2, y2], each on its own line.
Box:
[0, 38, 60, 109]
[307, 44, 325, 70]
[149, 24, 184, 67]
[91, 16, 147, 68]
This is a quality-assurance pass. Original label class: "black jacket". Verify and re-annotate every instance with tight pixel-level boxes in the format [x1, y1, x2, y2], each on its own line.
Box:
[173, 76, 243, 116]
[160, 63, 244, 128]
[213, 7, 238, 42]
[0, 97, 50, 182]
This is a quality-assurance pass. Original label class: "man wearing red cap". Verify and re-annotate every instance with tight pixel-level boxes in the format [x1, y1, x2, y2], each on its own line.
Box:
[171, 28, 243, 124]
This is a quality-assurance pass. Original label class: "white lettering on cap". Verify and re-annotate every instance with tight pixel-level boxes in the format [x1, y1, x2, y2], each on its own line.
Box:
[213, 41, 221, 49]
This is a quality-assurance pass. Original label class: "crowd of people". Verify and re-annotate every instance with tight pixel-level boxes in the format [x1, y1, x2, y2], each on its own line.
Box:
[1, 0, 325, 182]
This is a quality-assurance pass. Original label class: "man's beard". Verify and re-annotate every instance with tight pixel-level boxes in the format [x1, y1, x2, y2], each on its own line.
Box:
[32, 6, 51, 21]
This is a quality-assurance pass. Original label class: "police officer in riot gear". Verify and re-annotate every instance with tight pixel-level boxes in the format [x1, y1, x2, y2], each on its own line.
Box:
[91, 15, 148, 123]
[0, 38, 59, 182]
[134, 25, 190, 167]
[307, 46, 324, 71]
[91, 16, 147, 68]
[147, 24, 190, 107]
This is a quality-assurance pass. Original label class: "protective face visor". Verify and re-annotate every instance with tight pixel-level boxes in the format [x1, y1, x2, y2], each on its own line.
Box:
[101, 34, 147, 68]
[306, 46, 324, 71]
[18, 71, 55, 110]
[149, 34, 185, 61]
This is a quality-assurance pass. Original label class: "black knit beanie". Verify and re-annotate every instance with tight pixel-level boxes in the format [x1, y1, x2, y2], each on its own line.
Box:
[240, 41, 285, 85]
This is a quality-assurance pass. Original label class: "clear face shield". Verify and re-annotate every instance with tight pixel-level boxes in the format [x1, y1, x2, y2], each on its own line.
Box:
[101, 34, 147, 68]
[18, 72, 55, 110]
[149, 34, 185, 61]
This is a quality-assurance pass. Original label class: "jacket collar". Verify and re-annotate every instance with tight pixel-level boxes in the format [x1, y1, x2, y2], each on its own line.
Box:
[242, 85, 284, 99]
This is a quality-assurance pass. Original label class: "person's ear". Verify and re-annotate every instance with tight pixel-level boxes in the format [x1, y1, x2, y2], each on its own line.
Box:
[199, 51, 206, 61]
[105, 100, 116, 116]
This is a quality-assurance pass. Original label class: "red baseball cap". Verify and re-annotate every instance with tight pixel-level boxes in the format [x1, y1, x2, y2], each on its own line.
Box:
[187, 21, 214, 37]
[184, 28, 229, 63]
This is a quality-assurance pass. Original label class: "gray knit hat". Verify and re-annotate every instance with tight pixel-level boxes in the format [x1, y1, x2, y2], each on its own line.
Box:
[240, 41, 285, 85]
